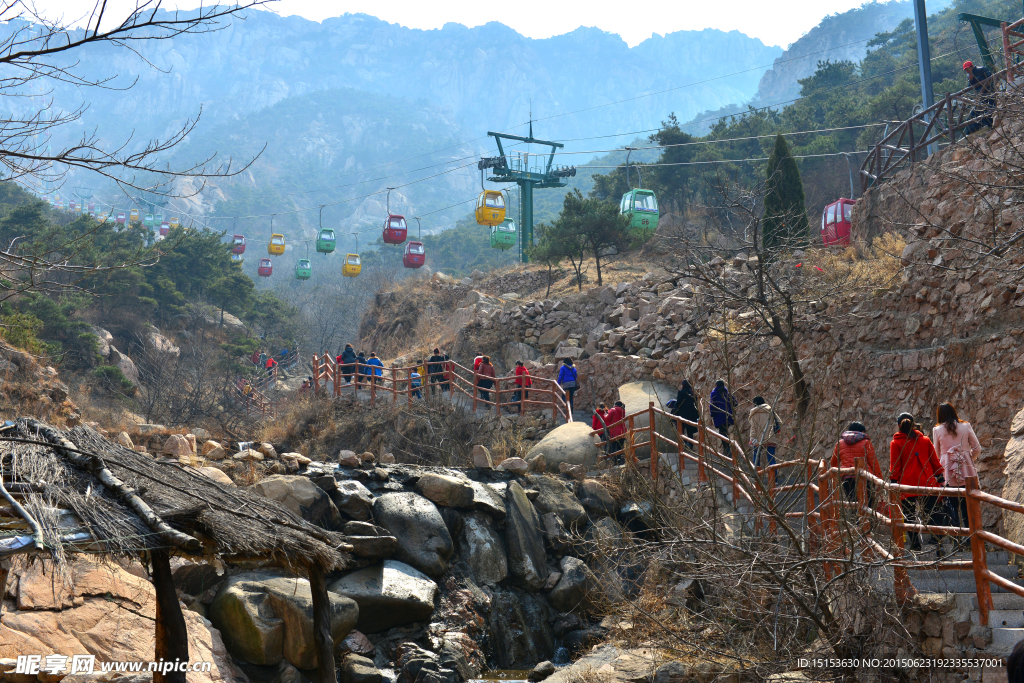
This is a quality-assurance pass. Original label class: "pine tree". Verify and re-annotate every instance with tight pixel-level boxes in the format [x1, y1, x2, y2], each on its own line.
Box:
[762, 134, 809, 251]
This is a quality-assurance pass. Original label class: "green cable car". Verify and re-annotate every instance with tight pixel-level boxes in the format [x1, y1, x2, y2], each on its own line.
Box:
[490, 218, 517, 250]
[620, 189, 659, 231]
[295, 259, 312, 280]
[143, 213, 155, 228]
[316, 228, 336, 253]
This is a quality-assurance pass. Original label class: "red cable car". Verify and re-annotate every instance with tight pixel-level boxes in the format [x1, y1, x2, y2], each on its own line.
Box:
[116, 213, 126, 225]
[382, 215, 407, 245]
[258, 258, 273, 277]
[88, 202, 95, 216]
[69, 201, 77, 212]
[403, 241, 425, 269]
[159, 222, 170, 236]
[822, 198, 855, 246]
[232, 234, 246, 255]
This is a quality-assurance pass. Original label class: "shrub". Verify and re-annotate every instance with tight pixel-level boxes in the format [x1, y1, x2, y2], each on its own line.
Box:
[92, 365, 135, 394]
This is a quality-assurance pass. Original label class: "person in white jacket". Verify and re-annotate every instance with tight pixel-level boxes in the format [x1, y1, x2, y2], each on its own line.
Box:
[932, 402, 981, 532]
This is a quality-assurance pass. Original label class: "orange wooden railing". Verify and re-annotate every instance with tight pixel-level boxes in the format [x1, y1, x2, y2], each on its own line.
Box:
[589, 401, 1024, 627]
[1004, 17, 1024, 83]
[310, 354, 574, 423]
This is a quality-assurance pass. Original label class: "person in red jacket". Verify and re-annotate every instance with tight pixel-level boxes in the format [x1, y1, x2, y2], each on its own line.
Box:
[592, 403, 610, 450]
[830, 421, 882, 503]
[476, 355, 496, 402]
[513, 360, 532, 405]
[890, 412, 945, 552]
[605, 400, 627, 465]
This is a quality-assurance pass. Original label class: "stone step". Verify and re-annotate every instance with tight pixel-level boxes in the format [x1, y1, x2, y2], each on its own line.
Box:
[973, 609, 1024, 627]
[908, 563, 1020, 593]
[990, 627, 1024, 655]
[956, 592, 1024, 612]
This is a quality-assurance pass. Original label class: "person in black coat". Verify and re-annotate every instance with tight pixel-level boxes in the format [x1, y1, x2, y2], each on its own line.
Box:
[339, 344, 357, 384]
[671, 380, 700, 450]
[426, 348, 450, 395]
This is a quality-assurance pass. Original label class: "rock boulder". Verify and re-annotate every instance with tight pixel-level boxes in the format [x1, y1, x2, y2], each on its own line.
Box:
[504, 482, 549, 589]
[372, 492, 453, 578]
[331, 480, 374, 522]
[253, 475, 343, 531]
[460, 511, 508, 585]
[526, 475, 586, 526]
[525, 422, 599, 473]
[208, 571, 358, 669]
[415, 473, 475, 508]
[328, 560, 438, 633]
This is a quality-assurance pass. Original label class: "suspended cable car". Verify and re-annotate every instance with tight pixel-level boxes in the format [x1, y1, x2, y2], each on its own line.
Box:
[343, 233, 361, 277]
[295, 258, 312, 280]
[403, 242, 425, 269]
[402, 218, 425, 269]
[381, 189, 408, 244]
[315, 206, 336, 253]
[231, 253, 243, 263]
[383, 215, 407, 244]
[232, 234, 246, 254]
[620, 189, 659, 230]
[169, 216, 179, 228]
[116, 213, 126, 225]
[69, 201, 77, 213]
[475, 190, 506, 226]
[88, 202, 95, 216]
[160, 222, 170, 236]
[258, 258, 273, 277]
[490, 218, 517, 250]
[619, 150, 659, 231]
[129, 209, 139, 222]
[268, 233, 286, 255]
[155, 213, 163, 225]
[144, 214, 155, 228]
[821, 198, 855, 247]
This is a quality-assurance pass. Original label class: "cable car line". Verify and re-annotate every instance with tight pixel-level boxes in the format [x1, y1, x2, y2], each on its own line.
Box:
[586, 149, 870, 168]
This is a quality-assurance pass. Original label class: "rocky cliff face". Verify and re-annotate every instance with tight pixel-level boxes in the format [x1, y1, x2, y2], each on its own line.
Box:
[753, 0, 922, 106]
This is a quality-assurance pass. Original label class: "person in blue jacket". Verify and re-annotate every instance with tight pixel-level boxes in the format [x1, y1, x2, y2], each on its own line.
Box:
[709, 379, 737, 456]
[557, 357, 579, 412]
[365, 352, 384, 385]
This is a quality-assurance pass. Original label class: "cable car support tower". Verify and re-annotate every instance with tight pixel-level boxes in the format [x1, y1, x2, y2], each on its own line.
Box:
[478, 124, 576, 263]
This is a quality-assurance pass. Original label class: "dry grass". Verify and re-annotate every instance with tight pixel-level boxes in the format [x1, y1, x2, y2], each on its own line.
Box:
[802, 232, 907, 291]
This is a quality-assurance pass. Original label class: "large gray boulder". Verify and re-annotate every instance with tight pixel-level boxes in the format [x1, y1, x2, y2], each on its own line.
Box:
[469, 480, 506, 519]
[578, 479, 616, 519]
[503, 341, 540, 370]
[328, 560, 438, 633]
[505, 481, 549, 590]
[253, 475, 343, 530]
[549, 556, 604, 614]
[372, 492, 453, 578]
[330, 480, 375, 522]
[617, 381, 677, 459]
[208, 570, 359, 669]
[525, 422, 600, 473]
[460, 511, 508, 585]
[416, 473, 475, 508]
[526, 475, 586, 526]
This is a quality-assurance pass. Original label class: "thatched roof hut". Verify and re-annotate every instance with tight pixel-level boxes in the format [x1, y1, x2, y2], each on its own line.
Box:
[0, 418, 351, 683]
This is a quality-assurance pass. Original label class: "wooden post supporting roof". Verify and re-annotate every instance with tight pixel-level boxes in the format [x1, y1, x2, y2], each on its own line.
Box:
[309, 563, 338, 683]
[152, 548, 189, 683]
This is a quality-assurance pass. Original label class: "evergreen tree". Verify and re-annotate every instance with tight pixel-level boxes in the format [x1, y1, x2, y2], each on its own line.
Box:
[762, 134, 809, 251]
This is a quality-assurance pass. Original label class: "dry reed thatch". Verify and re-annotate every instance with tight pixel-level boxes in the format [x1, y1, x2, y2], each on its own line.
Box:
[0, 419, 352, 573]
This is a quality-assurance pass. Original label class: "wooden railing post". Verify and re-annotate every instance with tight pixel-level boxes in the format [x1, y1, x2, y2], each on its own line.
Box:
[890, 483, 915, 601]
[676, 418, 684, 472]
[697, 421, 708, 483]
[818, 461, 835, 580]
[946, 92, 956, 147]
[496, 379, 502, 416]
[627, 415, 636, 467]
[648, 402, 657, 481]
[768, 467, 777, 533]
[1004, 22, 1014, 84]
[854, 456, 868, 534]
[966, 476, 993, 626]
[472, 370, 479, 412]
[731, 443, 739, 509]
[806, 461, 817, 552]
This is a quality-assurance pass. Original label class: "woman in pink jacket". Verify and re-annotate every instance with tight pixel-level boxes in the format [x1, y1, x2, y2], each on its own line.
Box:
[932, 403, 981, 531]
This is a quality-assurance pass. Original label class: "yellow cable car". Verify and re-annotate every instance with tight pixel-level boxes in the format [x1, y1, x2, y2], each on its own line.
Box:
[475, 190, 506, 226]
[129, 209, 140, 222]
[342, 253, 361, 278]
[268, 233, 286, 256]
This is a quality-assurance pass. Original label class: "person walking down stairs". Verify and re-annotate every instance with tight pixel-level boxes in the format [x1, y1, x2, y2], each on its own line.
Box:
[932, 402, 982, 533]
[890, 413, 945, 553]
[476, 356, 496, 402]
[427, 348, 449, 395]
[558, 357, 579, 412]
[709, 379, 737, 456]
[671, 380, 700, 451]
[830, 421, 882, 503]
[748, 396, 781, 468]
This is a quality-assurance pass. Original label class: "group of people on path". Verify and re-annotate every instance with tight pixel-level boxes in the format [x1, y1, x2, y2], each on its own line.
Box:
[830, 403, 981, 555]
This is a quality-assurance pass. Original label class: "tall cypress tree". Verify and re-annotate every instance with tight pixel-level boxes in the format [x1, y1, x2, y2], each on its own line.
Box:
[762, 134, 808, 251]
